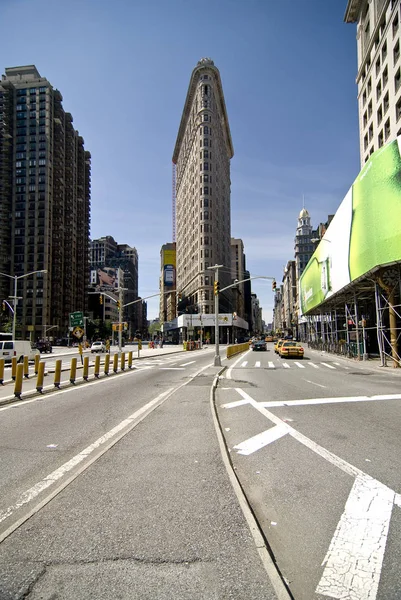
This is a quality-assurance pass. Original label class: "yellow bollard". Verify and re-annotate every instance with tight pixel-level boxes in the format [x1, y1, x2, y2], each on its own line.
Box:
[0, 358, 4, 384]
[120, 352, 125, 371]
[54, 359, 62, 389]
[128, 351, 133, 369]
[11, 356, 17, 381]
[104, 353, 110, 375]
[94, 355, 100, 378]
[83, 355, 89, 381]
[14, 363, 24, 399]
[113, 353, 118, 373]
[70, 357, 77, 384]
[34, 354, 40, 375]
[36, 361, 45, 393]
[23, 355, 29, 378]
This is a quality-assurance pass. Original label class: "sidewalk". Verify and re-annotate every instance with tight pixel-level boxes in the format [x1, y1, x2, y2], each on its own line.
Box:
[307, 346, 401, 375]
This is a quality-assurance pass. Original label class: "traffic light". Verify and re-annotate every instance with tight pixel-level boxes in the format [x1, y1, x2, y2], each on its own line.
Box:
[116, 300, 121, 310]
[213, 281, 219, 296]
[99, 295, 103, 305]
[272, 280, 277, 291]
[2, 301, 5, 311]
[178, 292, 182, 301]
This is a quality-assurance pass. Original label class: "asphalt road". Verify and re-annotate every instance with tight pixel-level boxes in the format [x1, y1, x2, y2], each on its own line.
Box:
[215, 342, 401, 600]
[0, 345, 288, 600]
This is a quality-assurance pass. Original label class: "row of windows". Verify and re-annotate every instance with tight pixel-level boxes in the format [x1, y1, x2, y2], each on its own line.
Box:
[200, 174, 212, 183]
[200, 162, 212, 172]
[200, 150, 211, 159]
[200, 187, 212, 195]
[16, 87, 47, 96]
[200, 138, 211, 148]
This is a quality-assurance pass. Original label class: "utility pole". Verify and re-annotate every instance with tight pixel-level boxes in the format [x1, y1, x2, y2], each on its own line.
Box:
[209, 264, 223, 367]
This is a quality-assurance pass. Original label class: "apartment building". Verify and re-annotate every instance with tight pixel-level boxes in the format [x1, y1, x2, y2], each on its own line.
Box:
[172, 58, 234, 315]
[0, 65, 91, 339]
[345, 0, 401, 164]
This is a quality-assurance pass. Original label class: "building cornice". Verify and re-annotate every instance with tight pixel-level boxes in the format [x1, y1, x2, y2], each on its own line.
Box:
[344, 0, 364, 23]
[172, 59, 234, 164]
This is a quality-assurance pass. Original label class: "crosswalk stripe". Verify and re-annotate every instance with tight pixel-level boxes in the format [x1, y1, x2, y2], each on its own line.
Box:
[241, 361, 248, 367]
[309, 362, 319, 368]
[321, 362, 336, 369]
[255, 361, 261, 368]
[294, 361, 305, 369]
[268, 362, 275, 369]
[282, 363, 290, 368]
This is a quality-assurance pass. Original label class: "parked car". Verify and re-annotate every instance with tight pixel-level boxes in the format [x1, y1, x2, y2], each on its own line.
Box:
[35, 339, 52, 353]
[91, 341, 106, 353]
[252, 340, 267, 351]
[279, 341, 304, 359]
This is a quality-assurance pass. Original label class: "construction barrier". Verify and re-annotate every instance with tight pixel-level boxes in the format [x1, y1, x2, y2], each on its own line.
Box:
[226, 343, 250, 359]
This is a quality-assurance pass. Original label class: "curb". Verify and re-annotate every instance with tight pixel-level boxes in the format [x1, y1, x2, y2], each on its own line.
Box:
[210, 368, 292, 600]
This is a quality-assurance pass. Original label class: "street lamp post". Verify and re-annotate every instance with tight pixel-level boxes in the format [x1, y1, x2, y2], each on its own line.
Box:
[0, 270, 47, 339]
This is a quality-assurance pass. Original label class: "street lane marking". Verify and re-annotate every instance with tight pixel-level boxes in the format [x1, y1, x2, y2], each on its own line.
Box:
[316, 475, 394, 600]
[259, 393, 401, 408]
[321, 362, 336, 369]
[268, 362, 275, 369]
[303, 379, 327, 388]
[234, 425, 289, 455]
[282, 363, 290, 368]
[395, 494, 401, 507]
[159, 367, 185, 370]
[255, 361, 261, 368]
[0, 389, 173, 528]
[309, 362, 319, 368]
[294, 361, 305, 369]
[179, 361, 196, 366]
[226, 350, 252, 380]
[222, 399, 250, 409]
[241, 361, 248, 367]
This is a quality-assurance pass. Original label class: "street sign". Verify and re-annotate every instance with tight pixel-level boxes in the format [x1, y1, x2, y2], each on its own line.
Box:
[70, 311, 84, 328]
[73, 326, 84, 339]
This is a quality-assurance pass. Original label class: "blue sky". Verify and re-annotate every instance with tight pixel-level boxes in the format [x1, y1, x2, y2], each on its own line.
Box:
[1, 0, 360, 321]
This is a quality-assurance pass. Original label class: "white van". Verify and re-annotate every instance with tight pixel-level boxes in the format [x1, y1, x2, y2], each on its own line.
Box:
[0, 341, 39, 363]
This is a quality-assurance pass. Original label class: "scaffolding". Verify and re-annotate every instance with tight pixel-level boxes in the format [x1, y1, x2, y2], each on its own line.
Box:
[303, 265, 401, 367]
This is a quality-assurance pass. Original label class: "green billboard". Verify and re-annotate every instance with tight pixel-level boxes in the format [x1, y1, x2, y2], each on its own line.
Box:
[300, 138, 401, 315]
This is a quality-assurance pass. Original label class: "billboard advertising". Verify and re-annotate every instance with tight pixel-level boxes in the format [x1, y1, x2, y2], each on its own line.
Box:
[300, 138, 401, 315]
[163, 249, 176, 287]
[91, 266, 120, 291]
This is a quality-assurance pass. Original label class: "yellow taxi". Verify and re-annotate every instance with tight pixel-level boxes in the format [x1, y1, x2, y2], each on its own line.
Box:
[274, 339, 284, 354]
[278, 341, 304, 359]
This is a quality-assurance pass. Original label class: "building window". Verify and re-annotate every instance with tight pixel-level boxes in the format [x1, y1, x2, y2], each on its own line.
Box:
[367, 77, 372, 95]
[203, 150, 209, 159]
[384, 118, 391, 140]
[377, 80, 382, 100]
[203, 114, 208, 121]
[362, 90, 367, 106]
[383, 91, 389, 114]
[204, 186, 209, 195]
[378, 130, 384, 147]
[203, 138, 208, 147]
[396, 97, 401, 121]
[394, 40, 400, 65]
[203, 162, 209, 170]
[368, 100, 372, 118]
[376, 57, 381, 75]
[377, 105, 383, 124]
[203, 126, 208, 135]
[382, 41, 387, 61]
[383, 65, 388, 88]
[368, 124, 373, 141]
[395, 67, 401, 92]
